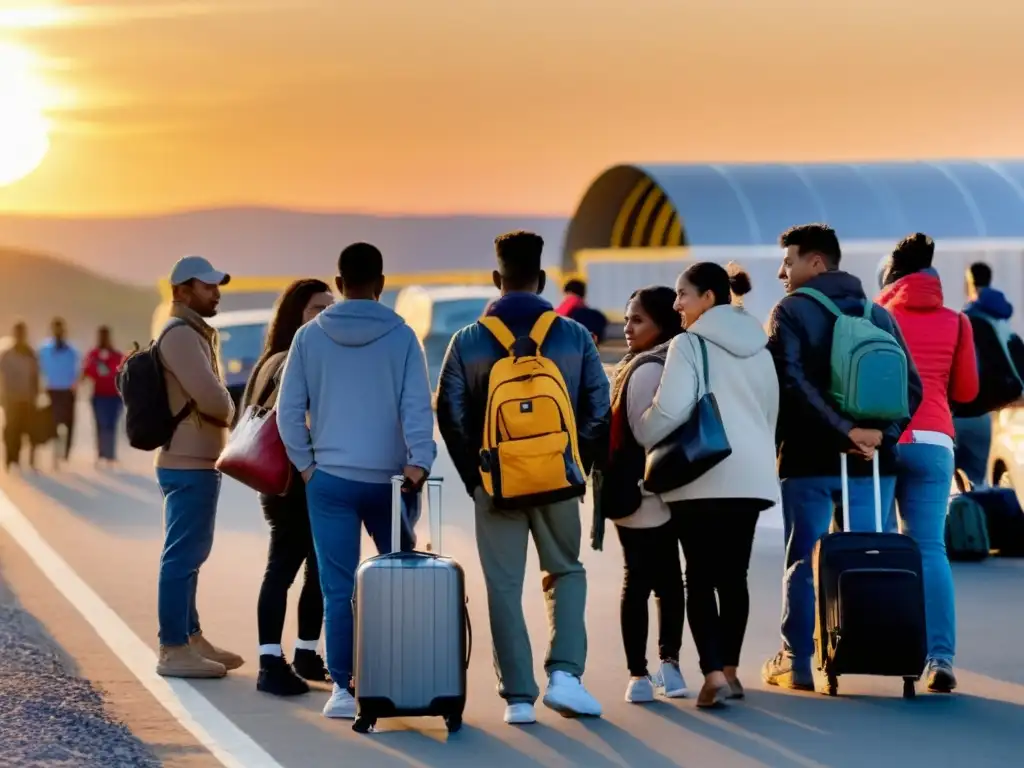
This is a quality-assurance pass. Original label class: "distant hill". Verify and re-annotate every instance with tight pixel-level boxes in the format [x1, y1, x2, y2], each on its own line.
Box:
[0, 208, 570, 287]
[0, 249, 159, 351]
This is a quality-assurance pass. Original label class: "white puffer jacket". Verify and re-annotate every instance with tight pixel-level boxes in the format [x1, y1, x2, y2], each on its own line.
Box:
[635, 304, 781, 505]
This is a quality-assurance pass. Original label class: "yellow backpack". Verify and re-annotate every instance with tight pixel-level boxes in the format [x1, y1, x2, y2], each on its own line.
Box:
[478, 310, 586, 509]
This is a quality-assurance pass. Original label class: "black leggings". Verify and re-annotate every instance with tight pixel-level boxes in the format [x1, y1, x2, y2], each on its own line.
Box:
[257, 481, 323, 647]
[670, 499, 764, 675]
[616, 521, 685, 677]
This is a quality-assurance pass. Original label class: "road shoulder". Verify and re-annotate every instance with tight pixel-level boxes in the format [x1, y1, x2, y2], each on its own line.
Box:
[0, 526, 218, 768]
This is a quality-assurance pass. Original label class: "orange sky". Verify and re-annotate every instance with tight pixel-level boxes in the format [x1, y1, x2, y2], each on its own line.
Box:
[1, 0, 1023, 216]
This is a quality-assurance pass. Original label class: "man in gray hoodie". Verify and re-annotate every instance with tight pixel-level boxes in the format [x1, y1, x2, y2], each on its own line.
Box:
[277, 242, 436, 720]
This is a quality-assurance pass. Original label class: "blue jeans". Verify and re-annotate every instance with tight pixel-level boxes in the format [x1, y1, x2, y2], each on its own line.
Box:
[894, 443, 956, 663]
[953, 415, 992, 488]
[156, 468, 221, 646]
[92, 395, 122, 460]
[305, 471, 416, 686]
[780, 473, 897, 666]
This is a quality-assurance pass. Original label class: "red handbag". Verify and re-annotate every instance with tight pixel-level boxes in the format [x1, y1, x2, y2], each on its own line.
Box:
[216, 370, 292, 496]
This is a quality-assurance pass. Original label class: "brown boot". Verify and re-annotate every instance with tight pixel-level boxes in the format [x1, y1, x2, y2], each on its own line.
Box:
[190, 632, 245, 671]
[157, 644, 227, 679]
[723, 666, 745, 700]
[696, 672, 731, 709]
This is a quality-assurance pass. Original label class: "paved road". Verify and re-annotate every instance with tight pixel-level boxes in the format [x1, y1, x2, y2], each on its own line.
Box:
[1, 404, 1022, 767]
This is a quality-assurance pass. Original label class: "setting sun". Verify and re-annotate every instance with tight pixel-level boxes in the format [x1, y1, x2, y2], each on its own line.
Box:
[0, 43, 50, 187]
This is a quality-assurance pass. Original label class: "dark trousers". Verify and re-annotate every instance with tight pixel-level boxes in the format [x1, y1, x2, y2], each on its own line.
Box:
[2, 401, 35, 469]
[92, 395, 122, 461]
[671, 499, 762, 675]
[616, 521, 685, 677]
[48, 389, 75, 460]
[257, 479, 324, 647]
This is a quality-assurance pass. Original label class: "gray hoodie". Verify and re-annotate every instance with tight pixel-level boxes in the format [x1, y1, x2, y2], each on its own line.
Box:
[277, 299, 436, 484]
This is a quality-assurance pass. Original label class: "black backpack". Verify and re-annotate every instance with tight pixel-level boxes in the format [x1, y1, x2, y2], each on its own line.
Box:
[116, 319, 193, 451]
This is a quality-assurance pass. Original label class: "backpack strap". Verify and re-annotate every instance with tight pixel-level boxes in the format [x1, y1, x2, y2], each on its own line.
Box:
[793, 287, 842, 317]
[479, 316, 516, 353]
[528, 311, 559, 349]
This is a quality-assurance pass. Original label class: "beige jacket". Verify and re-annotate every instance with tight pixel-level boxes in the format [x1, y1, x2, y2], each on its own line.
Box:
[155, 303, 235, 470]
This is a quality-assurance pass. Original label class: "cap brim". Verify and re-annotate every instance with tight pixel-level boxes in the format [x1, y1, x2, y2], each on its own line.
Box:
[195, 271, 231, 286]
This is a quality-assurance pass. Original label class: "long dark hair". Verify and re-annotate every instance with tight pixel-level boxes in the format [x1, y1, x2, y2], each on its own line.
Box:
[627, 286, 683, 346]
[254, 278, 331, 373]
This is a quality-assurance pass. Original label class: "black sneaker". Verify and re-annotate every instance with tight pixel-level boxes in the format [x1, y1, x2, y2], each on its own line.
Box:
[292, 648, 331, 682]
[256, 655, 310, 697]
[925, 659, 957, 693]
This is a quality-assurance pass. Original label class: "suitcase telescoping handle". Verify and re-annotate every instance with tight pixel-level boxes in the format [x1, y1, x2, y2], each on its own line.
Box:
[839, 452, 883, 534]
[390, 475, 443, 555]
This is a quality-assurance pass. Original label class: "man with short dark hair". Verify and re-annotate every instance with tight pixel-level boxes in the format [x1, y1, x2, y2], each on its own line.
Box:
[556, 278, 609, 344]
[761, 224, 922, 691]
[38, 317, 80, 466]
[436, 230, 610, 726]
[278, 241, 436, 720]
[156, 255, 239, 679]
[954, 261, 1017, 486]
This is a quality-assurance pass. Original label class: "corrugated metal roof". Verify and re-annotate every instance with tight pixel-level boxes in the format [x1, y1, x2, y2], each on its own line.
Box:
[562, 160, 1024, 270]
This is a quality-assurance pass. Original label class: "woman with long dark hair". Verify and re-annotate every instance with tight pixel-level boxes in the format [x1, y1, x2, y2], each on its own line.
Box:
[596, 286, 688, 703]
[243, 278, 334, 696]
[637, 263, 779, 708]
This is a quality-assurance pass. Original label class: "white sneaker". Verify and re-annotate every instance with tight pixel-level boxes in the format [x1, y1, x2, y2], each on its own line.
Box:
[504, 702, 537, 725]
[624, 676, 655, 703]
[656, 661, 689, 698]
[542, 670, 602, 718]
[322, 684, 356, 719]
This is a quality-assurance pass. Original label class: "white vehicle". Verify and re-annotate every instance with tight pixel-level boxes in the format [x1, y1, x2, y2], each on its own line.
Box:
[207, 309, 274, 415]
[393, 285, 499, 391]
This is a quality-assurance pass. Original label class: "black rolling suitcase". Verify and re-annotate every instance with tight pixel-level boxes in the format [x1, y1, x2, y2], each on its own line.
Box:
[351, 476, 471, 734]
[813, 452, 927, 698]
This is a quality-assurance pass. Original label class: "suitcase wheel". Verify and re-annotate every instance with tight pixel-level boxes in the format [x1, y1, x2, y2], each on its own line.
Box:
[826, 674, 838, 697]
[352, 716, 376, 734]
[902, 677, 916, 699]
[445, 714, 463, 733]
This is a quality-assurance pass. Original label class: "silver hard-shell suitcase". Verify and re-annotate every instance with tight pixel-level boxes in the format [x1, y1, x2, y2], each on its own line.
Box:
[352, 476, 471, 733]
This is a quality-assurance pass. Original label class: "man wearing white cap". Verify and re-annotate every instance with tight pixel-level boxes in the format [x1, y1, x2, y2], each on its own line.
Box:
[155, 256, 241, 679]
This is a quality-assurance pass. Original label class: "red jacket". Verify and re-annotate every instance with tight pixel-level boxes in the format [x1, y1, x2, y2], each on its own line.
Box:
[82, 347, 124, 398]
[877, 271, 979, 442]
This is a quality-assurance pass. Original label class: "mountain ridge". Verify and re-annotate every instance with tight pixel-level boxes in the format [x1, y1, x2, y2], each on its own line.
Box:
[0, 208, 571, 287]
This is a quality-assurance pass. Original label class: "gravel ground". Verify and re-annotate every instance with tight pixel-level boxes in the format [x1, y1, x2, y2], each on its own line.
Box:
[0, 578, 161, 768]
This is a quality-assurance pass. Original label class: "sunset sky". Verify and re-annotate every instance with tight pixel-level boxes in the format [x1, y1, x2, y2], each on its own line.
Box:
[0, 0, 1022, 217]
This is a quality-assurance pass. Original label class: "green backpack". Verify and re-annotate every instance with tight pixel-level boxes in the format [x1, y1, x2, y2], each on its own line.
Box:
[795, 287, 910, 421]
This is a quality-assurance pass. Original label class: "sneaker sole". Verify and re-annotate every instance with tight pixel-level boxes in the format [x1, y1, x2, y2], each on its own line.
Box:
[762, 672, 814, 692]
[156, 666, 226, 679]
[660, 687, 690, 699]
[625, 692, 655, 704]
[323, 710, 356, 719]
[542, 697, 601, 718]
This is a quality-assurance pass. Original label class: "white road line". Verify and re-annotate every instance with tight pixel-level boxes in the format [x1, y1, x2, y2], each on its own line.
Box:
[0, 488, 285, 768]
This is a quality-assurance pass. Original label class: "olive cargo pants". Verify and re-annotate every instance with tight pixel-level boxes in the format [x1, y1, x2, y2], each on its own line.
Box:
[473, 488, 588, 705]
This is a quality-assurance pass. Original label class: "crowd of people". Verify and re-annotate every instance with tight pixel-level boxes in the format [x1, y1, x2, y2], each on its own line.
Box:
[128, 224, 1009, 726]
[0, 318, 126, 471]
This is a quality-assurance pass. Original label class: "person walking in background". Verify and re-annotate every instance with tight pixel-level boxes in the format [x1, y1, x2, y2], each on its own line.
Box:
[556, 278, 609, 345]
[436, 231, 610, 726]
[81, 326, 124, 467]
[635, 263, 779, 708]
[953, 262, 1023, 486]
[595, 286, 688, 704]
[155, 256, 240, 679]
[762, 224, 922, 692]
[0, 322, 40, 471]
[277, 243, 435, 720]
[242, 279, 334, 697]
[38, 317, 81, 466]
[877, 234, 978, 693]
